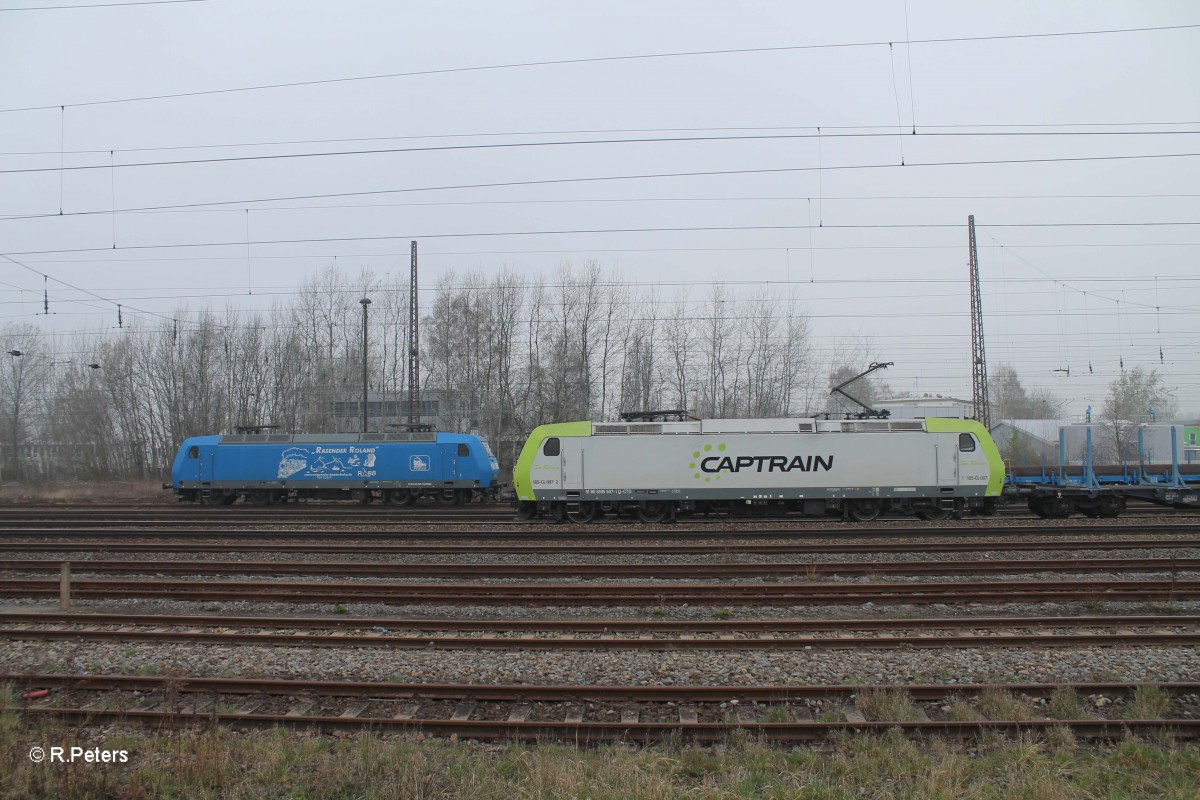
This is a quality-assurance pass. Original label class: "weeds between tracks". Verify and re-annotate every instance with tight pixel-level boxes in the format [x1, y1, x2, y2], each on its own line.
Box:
[3, 720, 1200, 799]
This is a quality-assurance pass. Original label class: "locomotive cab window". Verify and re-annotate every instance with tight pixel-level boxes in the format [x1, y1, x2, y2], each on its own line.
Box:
[958, 433, 976, 452]
[542, 437, 560, 457]
[187, 446, 199, 458]
[457, 443, 470, 457]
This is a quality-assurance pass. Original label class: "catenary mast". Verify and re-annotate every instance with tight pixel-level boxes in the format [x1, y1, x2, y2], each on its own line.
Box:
[968, 215, 991, 430]
[408, 240, 420, 425]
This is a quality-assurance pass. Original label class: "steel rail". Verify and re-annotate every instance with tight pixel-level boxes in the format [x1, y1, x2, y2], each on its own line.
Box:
[17, 708, 1200, 743]
[0, 537, 1195, 555]
[3, 610, 1192, 633]
[3, 577, 1199, 604]
[10, 674, 1200, 702]
[7, 675, 1200, 743]
[3, 623, 1197, 650]
[2, 522, 1199, 541]
[2, 556, 1199, 579]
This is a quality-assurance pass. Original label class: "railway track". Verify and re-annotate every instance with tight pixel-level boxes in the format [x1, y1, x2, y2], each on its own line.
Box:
[0, 505, 1194, 531]
[2, 522, 1199, 542]
[3, 556, 1200, 579]
[2, 612, 1196, 650]
[6, 674, 1198, 743]
[0, 535, 1195, 555]
[4, 576, 1198, 604]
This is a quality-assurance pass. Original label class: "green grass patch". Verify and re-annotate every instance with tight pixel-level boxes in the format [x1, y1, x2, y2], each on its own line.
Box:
[1048, 687, 1092, 720]
[761, 705, 791, 723]
[1124, 685, 1172, 720]
[977, 688, 1039, 721]
[2, 716, 1200, 798]
[856, 688, 922, 722]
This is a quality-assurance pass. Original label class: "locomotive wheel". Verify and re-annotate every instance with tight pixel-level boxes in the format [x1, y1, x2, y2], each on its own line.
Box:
[515, 502, 537, 521]
[436, 489, 457, 505]
[564, 502, 598, 524]
[847, 499, 882, 522]
[915, 505, 951, 521]
[635, 501, 669, 523]
[384, 489, 406, 505]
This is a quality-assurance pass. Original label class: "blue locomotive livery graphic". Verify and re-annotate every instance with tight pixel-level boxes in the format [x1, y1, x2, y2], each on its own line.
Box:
[277, 446, 378, 479]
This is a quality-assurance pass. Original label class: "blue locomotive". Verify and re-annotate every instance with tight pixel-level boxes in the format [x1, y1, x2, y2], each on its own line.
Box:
[167, 430, 500, 505]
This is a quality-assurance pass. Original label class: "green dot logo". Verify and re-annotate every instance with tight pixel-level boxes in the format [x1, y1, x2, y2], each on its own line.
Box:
[689, 443, 726, 480]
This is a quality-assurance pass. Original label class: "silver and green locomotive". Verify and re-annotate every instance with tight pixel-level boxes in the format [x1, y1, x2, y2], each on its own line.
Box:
[512, 416, 1004, 522]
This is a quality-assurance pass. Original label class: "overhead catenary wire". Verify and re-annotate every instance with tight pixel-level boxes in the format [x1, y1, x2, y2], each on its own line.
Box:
[888, 43, 906, 165]
[3, 122, 1198, 158]
[6, 131, 1200, 176]
[4, 218, 1200, 263]
[0, 252, 187, 330]
[5, 150, 1197, 222]
[2, 22, 1196, 114]
[0, 0, 204, 10]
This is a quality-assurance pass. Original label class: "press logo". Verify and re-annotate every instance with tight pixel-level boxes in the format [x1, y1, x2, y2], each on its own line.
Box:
[29, 746, 129, 764]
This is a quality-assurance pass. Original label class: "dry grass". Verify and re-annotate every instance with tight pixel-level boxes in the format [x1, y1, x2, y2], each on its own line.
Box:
[1048, 688, 1093, 721]
[2, 721, 1200, 799]
[977, 689, 1040, 721]
[0, 480, 167, 504]
[855, 689, 923, 722]
[944, 698, 985, 722]
[1124, 685, 1172, 720]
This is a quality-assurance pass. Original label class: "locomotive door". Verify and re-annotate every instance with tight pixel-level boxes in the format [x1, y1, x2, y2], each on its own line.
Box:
[935, 440, 957, 487]
[189, 444, 214, 484]
[560, 439, 583, 491]
[442, 444, 462, 481]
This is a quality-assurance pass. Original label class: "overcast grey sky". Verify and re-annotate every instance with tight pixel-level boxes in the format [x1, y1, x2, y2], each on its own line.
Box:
[2, 0, 1198, 417]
